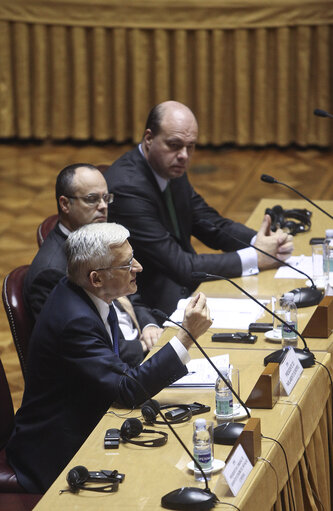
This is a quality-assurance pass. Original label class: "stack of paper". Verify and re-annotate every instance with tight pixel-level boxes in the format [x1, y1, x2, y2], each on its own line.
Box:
[170, 354, 229, 387]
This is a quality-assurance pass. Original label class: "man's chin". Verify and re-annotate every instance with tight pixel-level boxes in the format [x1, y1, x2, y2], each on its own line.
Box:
[94, 217, 107, 223]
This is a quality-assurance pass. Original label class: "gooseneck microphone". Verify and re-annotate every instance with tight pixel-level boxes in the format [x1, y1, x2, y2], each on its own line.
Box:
[260, 174, 333, 220]
[314, 108, 333, 119]
[191, 272, 315, 369]
[153, 308, 250, 445]
[196, 219, 323, 308]
[115, 367, 218, 510]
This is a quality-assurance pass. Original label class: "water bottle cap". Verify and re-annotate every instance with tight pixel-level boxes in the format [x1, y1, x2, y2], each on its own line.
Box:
[283, 292, 294, 301]
[194, 418, 206, 428]
[325, 229, 333, 238]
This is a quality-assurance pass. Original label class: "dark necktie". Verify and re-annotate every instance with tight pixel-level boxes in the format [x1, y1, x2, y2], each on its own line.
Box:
[163, 183, 181, 239]
[107, 304, 119, 355]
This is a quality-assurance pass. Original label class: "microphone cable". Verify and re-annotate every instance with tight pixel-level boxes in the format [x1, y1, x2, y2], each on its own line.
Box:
[261, 434, 296, 511]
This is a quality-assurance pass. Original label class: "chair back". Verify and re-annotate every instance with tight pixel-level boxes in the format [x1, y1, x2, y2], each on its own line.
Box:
[0, 359, 14, 450]
[36, 214, 58, 247]
[2, 266, 33, 381]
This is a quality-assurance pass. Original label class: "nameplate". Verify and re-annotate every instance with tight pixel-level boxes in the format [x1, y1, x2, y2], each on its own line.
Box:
[279, 348, 303, 395]
[223, 444, 253, 496]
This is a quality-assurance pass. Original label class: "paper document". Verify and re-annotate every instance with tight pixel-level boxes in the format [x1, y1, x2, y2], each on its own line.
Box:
[274, 255, 312, 279]
[170, 354, 229, 387]
[166, 297, 267, 330]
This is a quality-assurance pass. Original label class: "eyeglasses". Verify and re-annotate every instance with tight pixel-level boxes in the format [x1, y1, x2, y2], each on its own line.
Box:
[90, 257, 135, 275]
[67, 193, 114, 206]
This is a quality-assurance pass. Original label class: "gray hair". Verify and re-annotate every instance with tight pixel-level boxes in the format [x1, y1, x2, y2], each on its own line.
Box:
[65, 223, 130, 286]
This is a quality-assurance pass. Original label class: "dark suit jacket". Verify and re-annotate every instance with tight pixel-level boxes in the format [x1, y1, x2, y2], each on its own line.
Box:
[6, 278, 187, 493]
[104, 147, 256, 315]
[24, 223, 157, 353]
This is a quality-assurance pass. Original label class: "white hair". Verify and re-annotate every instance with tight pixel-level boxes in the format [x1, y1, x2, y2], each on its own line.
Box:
[66, 222, 130, 286]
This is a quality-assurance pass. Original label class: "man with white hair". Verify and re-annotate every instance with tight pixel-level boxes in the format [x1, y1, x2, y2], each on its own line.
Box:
[6, 222, 212, 494]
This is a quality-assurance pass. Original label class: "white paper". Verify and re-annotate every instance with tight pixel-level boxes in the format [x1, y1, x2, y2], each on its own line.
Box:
[223, 444, 253, 496]
[274, 255, 313, 279]
[279, 348, 303, 395]
[166, 297, 267, 330]
[169, 354, 229, 387]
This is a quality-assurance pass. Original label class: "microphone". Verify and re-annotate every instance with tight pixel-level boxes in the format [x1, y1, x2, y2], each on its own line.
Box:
[191, 272, 315, 369]
[313, 108, 333, 119]
[195, 219, 323, 308]
[114, 367, 218, 510]
[153, 308, 250, 445]
[260, 174, 333, 220]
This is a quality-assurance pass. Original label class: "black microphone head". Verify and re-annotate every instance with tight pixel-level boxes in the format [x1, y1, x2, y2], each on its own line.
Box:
[314, 108, 329, 117]
[152, 308, 168, 320]
[191, 271, 209, 280]
[261, 174, 276, 184]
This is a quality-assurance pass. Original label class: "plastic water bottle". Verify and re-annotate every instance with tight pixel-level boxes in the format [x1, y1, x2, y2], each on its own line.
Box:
[281, 292, 298, 348]
[323, 229, 333, 289]
[215, 368, 233, 423]
[192, 418, 212, 481]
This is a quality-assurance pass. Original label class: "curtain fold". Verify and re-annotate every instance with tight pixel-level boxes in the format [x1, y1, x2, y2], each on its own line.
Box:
[0, 2, 332, 145]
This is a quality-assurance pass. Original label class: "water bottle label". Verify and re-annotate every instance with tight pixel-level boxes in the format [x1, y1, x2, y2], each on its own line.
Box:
[282, 321, 297, 339]
[193, 450, 212, 471]
[216, 396, 233, 416]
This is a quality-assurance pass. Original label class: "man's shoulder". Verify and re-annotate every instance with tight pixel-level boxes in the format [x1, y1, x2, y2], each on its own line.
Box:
[104, 147, 149, 182]
[27, 226, 67, 275]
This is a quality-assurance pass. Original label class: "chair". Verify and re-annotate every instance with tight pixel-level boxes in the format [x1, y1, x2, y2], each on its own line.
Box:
[2, 266, 34, 381]
[36, 214, 58, 247]
[0, 359, 42, 507]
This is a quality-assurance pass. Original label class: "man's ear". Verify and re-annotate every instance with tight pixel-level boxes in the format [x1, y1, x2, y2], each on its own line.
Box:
[89, 271, 103, 288]
[143, 129, 153, 150]
[59, 195, 71, 214]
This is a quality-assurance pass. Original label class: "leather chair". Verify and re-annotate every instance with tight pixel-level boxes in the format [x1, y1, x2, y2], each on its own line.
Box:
[0, 359, 42, 507]
[2, 266, 34, 381]
[36, 214, 58, 247]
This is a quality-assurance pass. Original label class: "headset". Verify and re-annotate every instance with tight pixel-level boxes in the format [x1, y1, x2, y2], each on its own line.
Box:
[120, 417, 168, 447]
[65, 465, 124, 493]
[141, 399, 192, 425]
[265, 205, 312, 235]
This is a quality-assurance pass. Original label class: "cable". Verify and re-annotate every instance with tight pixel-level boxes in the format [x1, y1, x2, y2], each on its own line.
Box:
[314, 359, 333, 388]
[261, 435, 296, 511]
[215, 502, 241, 510]
[256, 457, 279, 504]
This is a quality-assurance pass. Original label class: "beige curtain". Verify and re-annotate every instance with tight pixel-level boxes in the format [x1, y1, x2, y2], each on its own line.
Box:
[0, 0, 332, 146]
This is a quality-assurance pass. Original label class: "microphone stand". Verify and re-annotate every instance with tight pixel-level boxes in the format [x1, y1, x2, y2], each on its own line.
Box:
[153, 309, 250, 445]
[119, 369, 218, 510]
[192, 272, 315, 369]
[261, 174, 333, 220]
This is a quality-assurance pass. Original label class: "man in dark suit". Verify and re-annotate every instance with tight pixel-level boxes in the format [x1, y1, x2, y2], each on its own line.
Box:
[6, 222, 212, 493]
[104, 101, 293, 315]
[24, 163, 162, 353]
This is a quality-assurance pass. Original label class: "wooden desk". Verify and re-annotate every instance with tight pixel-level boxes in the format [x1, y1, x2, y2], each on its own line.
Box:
[33, 199, 333, 510]
[33, 348, 332, 511]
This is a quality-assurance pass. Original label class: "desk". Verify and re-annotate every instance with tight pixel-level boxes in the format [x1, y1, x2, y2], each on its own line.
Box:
[0, 1, 332, 145]
[33, 199, 333, 510]
[33, 348, 332, 511]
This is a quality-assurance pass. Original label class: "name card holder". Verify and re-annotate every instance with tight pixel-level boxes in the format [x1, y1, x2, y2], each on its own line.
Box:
[302, 296, 333, 338]
[226, 418, 261, 467]
[245, 363, 280, 409]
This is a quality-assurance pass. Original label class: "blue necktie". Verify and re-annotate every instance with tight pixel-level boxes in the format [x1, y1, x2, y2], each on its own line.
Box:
[107, 304, 119, 355]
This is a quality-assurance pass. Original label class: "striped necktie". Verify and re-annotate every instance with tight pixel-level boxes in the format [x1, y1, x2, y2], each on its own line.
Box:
[163, 182, 181, 239]
[107, 304, 119, 355]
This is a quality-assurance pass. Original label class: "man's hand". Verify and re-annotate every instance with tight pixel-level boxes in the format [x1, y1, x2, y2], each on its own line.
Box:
[177, 292, 212, 349]
[140, 326, 163, 352]
[255, 214, 294, 270]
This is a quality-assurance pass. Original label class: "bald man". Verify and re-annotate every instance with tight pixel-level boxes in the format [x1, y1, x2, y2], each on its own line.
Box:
[104, 101, 293, 315]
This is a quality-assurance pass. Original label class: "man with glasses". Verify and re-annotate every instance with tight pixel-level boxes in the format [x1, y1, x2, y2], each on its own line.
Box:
[7, 222, 212, 493]
[24, 163, 162, 357]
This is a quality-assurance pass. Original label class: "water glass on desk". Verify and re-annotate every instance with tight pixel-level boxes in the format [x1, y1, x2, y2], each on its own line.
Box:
[312, 243, 328, 289]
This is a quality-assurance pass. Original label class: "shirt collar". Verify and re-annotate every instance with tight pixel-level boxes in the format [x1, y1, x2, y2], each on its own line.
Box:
[138, 143, 168, 192]
[84, 289, 111, 324]
[58, 222, 72, 237]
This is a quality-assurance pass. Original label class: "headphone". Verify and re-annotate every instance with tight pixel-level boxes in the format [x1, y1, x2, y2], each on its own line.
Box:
[66, 465, 123, 493]
[141, 399, 192, 425]
[265, 205, 312, 235]
[120, 417, 168, 447]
